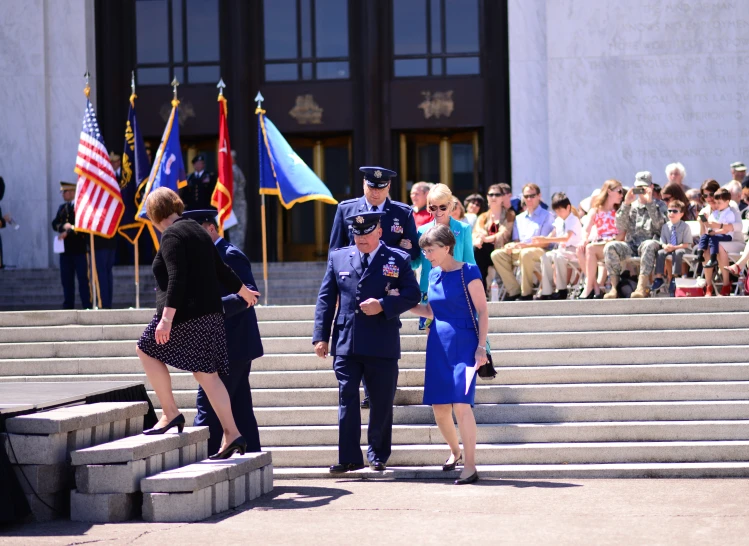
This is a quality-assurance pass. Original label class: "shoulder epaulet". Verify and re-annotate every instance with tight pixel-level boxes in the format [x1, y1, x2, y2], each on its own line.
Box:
[388, 200, 412, 212]
[339, 198, 359, 206]
[384, 245, 411, 260]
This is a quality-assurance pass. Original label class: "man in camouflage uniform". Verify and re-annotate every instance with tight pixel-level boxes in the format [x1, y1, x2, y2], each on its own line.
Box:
[603, 171, 667, 299]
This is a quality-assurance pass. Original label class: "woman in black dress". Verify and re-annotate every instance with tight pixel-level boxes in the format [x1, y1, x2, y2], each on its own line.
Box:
[136, 188, 259, 459]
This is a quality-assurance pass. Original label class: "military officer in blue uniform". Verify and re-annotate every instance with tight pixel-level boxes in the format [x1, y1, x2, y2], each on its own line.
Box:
[329, 167, 420, 408]
[184, 209, 264, 454]
[314, 211, 421, 472]
[180, 155, 218, 211]
[51, 182, 91, 309]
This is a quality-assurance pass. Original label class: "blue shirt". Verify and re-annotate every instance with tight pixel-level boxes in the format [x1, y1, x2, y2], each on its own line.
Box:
[512, 206, 554, 243]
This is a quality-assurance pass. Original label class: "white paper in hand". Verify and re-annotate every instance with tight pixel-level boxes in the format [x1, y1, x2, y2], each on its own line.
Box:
[53, 236, 65, 254]
[465, 364, 478, 395]
[223, 210, 238, 230]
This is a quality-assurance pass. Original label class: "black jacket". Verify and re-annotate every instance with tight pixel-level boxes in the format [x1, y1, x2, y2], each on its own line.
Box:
[153, 217, 243, 324]
[180, 171, 217, 211]
[51, 202, 88, 255]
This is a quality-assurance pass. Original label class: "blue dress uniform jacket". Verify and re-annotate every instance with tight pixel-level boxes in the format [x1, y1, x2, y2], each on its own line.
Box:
[313, 243, 421, 358]
[313, 242, 420, 466]
[194, 237, 263, 454]
[329, 197, 421, 262]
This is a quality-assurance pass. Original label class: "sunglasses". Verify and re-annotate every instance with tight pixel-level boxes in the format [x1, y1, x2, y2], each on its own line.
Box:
[611, 187, 624, 194]
[487, 192, 504, 198]
[428, 204, 449, 212]
[522, 193, 538, 199]
[702, 192, 715, 198]
[667, 209, 681, 214]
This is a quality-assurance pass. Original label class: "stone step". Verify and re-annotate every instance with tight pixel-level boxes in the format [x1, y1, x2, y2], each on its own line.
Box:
[267, 440, 749, 467]
[259, 420, 749, 446]
[273, 462, 749, 480]
[140, 452, 273, 522]
[5, 363, 749, 389]
[153, 381, 749, 409]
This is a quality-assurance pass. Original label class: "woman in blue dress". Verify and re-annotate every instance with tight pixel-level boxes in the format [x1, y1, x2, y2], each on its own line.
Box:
[409, 224, 489, 485]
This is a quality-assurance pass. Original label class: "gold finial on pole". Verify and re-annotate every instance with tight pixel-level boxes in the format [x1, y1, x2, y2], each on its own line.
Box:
[84, 70, 91, 98]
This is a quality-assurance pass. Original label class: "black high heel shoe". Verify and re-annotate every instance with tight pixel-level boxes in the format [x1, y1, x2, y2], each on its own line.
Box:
[209, 436, 247, 460]
[454, 471, 479, 485]
[143, 414, 185, 435]
[442, 453, 463, 472]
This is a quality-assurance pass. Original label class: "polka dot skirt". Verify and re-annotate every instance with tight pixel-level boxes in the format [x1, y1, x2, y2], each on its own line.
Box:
[137, 313, 230, 376]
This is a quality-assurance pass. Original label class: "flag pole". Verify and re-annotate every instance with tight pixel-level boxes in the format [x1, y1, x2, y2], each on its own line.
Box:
[83, 71, 100, 310]
[130, 71, 142, 309]
[255, 92, 269, 306]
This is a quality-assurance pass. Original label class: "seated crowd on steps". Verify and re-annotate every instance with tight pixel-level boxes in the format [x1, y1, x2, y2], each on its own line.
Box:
[410, 161, 749, 302]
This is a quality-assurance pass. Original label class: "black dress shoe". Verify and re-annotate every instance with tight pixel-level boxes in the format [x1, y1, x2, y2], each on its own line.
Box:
[143, 414, 185, 435]
[454, 471, 479, 485]
[518, 294, 533, 301]
[537, 294, 552, 301]
[209, 436, 247, 460]
[503, 293, 520, 302]
[442, 454, 463, 472]
[329, 463, 365, 473]
[553, 289, 569, 300]
[360, 398, 370, 409]
[369, 461, 386, 471]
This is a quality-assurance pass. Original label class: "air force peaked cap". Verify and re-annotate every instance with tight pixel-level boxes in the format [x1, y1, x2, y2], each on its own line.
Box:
[346, 211, 385, 235]
[359, 166, 397, 188]
[182, 208, 219, 226]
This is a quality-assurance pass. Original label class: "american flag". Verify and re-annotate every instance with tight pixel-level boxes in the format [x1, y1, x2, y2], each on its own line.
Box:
[74, 99, 124, 237]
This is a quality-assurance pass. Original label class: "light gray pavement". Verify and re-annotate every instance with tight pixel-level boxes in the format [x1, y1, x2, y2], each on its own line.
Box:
[2, 478, 749, 545]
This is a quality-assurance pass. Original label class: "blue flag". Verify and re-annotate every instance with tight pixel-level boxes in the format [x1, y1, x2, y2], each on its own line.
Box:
[137, 101, 186, 226]
[118, 96, 153, 244]
[257, 110, 337, 208]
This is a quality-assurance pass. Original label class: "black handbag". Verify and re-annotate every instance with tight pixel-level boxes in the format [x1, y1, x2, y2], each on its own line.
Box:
[460, 265, 497, 379]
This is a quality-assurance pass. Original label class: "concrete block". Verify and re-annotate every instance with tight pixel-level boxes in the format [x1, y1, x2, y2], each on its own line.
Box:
[164, 449, 180, 471]
[248, 469, 261, 500]
[2, 432, 67, 464]
[12, 464, 69, 495]
[112, 419, 127, 440]
[197, 440, 207, 461]
[146, 454, 163, 476]
[92, 423, 110, 446]
[67, 428, 91, 452]
[70, 489, 136, 523]
[75, 460, 146, 494]
[5, 402, 149, 434]
[142, 489, 212, 522]
[25, 492, 69, 522]
[180, 443, 196, 466]
[212, 480, 229, 514]
[261, 464, 273, 494]
[229, 475, 246, 508]
[70, 427, 209, 465]
[126, 416, 144, 436]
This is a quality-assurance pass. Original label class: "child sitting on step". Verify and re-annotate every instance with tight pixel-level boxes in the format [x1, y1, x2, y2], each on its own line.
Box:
[651, 200, 693, 297]
[534, 192, 582, 300]
[696, 188, 734, 269]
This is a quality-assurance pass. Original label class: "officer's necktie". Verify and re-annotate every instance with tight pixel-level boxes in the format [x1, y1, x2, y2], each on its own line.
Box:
[670, 225, 678, 245]
[371, 205, 378, 212]
[362, 253, 370, 270]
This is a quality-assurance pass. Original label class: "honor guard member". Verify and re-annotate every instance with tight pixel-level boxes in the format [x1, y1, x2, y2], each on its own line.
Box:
[313, 211, 420, 473]
[180, 154, 217, 211]
[185, 209, 264, 455]
[51, 182, 91, 309]
[329, 166, 420, 408]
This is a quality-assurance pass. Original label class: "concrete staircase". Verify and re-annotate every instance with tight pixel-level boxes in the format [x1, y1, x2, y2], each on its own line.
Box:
[2, 298, 749, 478]
[0, 262, 325, 310]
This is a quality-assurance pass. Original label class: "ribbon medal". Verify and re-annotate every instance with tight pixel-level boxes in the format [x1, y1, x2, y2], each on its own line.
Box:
[391, 218, 403, 234]
[383, 264, 399, 278]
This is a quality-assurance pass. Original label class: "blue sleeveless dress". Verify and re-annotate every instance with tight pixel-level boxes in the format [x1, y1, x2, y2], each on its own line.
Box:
[423, 262, 482, 406]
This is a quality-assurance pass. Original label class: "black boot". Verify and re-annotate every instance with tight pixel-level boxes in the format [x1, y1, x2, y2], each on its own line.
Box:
[695, 251, 705, 264]
[705, 254, 718, 268]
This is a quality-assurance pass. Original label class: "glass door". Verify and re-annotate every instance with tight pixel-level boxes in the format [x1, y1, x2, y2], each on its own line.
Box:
[398, 131, 480, 202]
[282, 135, 352, 261]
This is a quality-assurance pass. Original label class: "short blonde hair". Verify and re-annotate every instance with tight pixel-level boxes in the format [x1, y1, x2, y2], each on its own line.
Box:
[427, 183, 453, 207]
[146, 187, 184, 224]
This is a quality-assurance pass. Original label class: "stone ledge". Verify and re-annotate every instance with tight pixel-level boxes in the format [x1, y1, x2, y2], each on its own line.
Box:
[70, 490, 138, 522]
[12, 463, 70, 495]
[141, 452, 271, 493]
[5, 402, 148, 434]
[70, 427, 209, 465]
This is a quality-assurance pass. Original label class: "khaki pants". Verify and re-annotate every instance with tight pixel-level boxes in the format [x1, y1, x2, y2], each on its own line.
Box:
[490, 247, 545, 297]
[540, 248, 577, 295]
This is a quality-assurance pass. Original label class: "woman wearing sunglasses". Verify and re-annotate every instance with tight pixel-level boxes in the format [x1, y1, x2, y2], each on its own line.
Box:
[472, 183, 515, 295]
[412, 184, 476, 326]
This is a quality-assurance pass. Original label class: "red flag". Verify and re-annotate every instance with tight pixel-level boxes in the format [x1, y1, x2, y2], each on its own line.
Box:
[211, 94, 233, 234]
